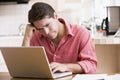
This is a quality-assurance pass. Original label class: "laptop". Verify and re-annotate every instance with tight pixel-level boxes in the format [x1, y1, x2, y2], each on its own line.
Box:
[0, 46, 72, 78]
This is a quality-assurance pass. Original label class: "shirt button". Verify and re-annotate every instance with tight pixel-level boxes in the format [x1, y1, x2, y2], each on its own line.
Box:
[54, 55, 56, 57]
[53, 55, 56, 61]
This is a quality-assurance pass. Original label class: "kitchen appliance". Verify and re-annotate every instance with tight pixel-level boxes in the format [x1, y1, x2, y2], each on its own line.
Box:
[101, 17, 116, 35]
[102, 6, 120, 35]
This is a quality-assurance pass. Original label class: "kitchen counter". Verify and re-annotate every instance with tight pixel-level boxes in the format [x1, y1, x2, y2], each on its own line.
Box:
[1, 35, 120, 46]
[0, 36, 23, 46]
[94, 36, 120, 44]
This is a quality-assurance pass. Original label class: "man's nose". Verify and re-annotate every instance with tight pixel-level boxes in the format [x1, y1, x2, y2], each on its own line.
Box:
[43, 27, 49, 34]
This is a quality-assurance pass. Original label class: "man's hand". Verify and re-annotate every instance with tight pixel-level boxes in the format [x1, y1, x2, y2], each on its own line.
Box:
[50, 62, 68, 73]
[22, 24, 36, 46]
[50, 62, 84, 73]
[24, 24, 36, 38]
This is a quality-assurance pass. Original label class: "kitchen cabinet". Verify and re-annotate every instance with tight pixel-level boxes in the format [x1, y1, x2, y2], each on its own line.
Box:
[96, 45, 120, 73]
[0, 36, 23, 72]
[95, 36, 120, 73]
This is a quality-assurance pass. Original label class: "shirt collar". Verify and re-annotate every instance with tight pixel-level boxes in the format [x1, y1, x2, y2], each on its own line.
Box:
[58, 18, 74, 37]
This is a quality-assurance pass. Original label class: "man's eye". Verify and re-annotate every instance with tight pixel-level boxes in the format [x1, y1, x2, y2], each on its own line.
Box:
[45, 23, 50, 27]
[36, 27, 42, 30]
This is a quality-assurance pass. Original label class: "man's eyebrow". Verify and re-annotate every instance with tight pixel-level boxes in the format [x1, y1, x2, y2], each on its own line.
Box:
[35, 21, 51, 29]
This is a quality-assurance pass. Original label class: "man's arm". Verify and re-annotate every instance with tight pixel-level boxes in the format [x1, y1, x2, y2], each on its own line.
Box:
[22, 24, 35, 46]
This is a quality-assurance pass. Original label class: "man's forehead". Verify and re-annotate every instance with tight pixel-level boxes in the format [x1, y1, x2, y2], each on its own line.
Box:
[34, 18, 51, 27]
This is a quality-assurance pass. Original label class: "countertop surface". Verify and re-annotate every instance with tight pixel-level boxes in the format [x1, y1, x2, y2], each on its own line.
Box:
[0, 35, 120, 45]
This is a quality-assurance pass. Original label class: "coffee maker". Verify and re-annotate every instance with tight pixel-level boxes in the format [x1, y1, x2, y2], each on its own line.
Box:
[101, 6, 120, 35]
[101, 17, 116, 35]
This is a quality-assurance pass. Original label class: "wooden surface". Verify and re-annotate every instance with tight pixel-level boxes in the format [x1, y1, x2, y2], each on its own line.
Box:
[0, 72, 74, 80]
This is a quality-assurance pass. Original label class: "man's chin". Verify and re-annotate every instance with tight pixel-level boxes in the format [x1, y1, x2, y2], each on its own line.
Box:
[49, 36, 56, 40]
[47, 34, 57, 39]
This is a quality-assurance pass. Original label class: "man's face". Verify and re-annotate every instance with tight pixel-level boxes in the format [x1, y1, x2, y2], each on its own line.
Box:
[33, 17, 59, 40]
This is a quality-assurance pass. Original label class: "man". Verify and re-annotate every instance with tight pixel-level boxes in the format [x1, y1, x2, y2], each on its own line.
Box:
[22, 2, 97, 74]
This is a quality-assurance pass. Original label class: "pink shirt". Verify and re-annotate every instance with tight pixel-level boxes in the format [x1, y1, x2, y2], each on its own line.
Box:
[30, 18, 97, 74]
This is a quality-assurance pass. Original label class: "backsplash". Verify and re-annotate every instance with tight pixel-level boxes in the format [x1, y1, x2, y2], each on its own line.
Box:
[0, 4, 29, 36]
[0, 0, 95, 36]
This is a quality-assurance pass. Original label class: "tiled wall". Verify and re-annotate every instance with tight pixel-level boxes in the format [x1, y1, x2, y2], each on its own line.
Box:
[0, 4, 29, 36]
[0, 0, 95, 36]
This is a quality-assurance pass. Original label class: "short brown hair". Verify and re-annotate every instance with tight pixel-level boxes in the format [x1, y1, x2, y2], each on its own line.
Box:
[28, 2, 55, 24]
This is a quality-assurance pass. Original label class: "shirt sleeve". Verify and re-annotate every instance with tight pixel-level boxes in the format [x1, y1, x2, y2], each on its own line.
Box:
[30, 32, 40, 46]
[77, 27, 97, 74]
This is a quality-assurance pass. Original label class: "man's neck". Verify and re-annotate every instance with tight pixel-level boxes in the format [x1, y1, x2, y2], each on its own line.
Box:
[52, 22, 66, 47]
[58, 22, 66, 39]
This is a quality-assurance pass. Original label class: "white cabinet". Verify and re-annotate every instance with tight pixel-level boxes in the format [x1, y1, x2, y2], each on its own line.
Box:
[0, 36, 23, 72]
[0, 50, 7, 72]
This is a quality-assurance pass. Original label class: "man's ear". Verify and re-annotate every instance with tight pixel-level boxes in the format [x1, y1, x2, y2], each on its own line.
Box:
[54, 12, 58, 19]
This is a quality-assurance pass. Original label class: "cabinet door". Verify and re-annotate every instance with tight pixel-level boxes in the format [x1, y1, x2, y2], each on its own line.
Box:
[0, 36, 23, 72]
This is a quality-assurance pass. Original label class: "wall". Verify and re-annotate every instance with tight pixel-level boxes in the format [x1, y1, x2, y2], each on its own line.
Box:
[1, 0, 120, 36]
[94, 0, 120, 25]
[0, 0, 95, 36]
[0, 4, 29, 36]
